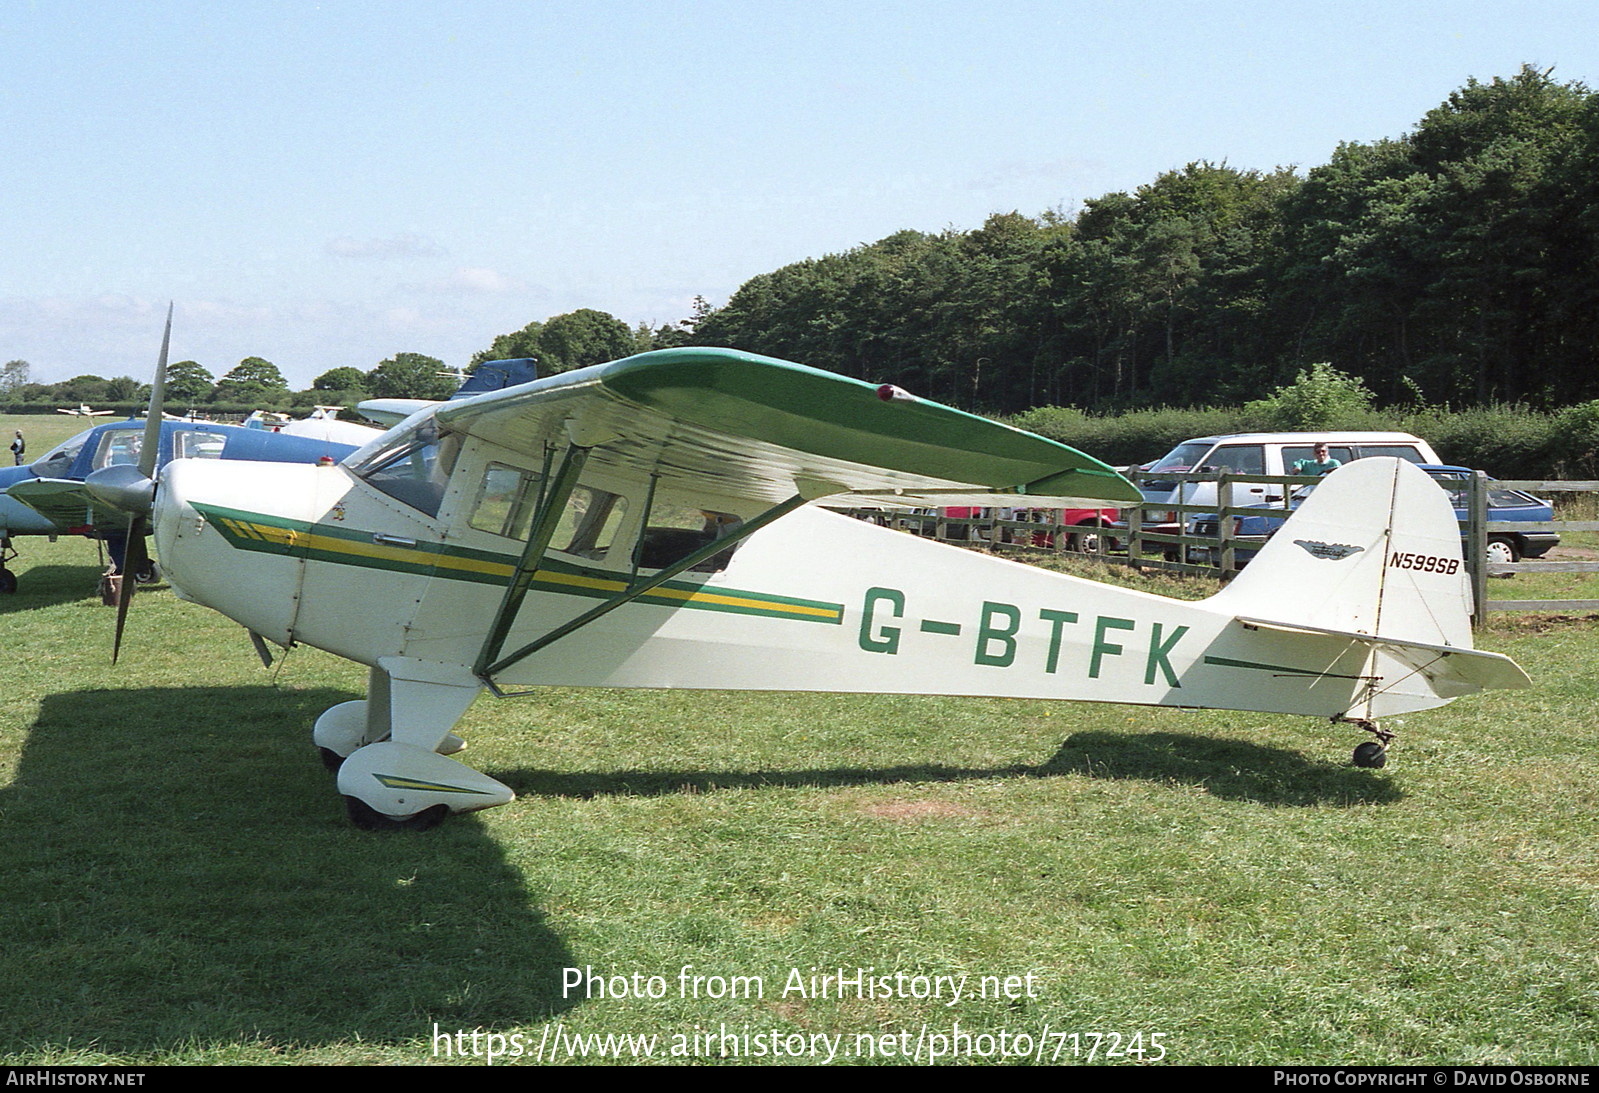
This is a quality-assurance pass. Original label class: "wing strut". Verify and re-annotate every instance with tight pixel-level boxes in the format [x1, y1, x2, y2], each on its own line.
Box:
[476, 491, 811, 694]
[473, 441, 592, 680]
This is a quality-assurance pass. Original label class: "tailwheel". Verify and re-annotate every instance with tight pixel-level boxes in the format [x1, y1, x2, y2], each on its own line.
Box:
[1346, 718, 1395, 768]
[343, 796, 450, 832]
[1352, 741, 1388, 768]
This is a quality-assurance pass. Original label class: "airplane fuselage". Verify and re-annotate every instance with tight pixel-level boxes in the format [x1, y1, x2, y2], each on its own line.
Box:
[154, 452, 1455, 724]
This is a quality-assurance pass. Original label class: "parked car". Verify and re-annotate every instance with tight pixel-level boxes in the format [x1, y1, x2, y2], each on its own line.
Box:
[943, 506, 1121, 551]
[1132, 431, 1443, 538]
[1187, 464, 1559, 566]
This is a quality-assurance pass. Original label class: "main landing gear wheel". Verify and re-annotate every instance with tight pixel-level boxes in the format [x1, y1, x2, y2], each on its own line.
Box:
[343, 796, 450, 832]
[132, 559, 160, 585]
[0, 568, 15, 595]
[1352, 741, 1388, 768]
[319, 747, 346, 774]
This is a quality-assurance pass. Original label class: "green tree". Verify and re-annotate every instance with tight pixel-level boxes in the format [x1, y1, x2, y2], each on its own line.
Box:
[1244, 362, 1375, 430]
[54, 374, 112, 403]
[536, 309, 636, 373]
[164, 361, 214, 403]
[213, 357, 289, 404]
[0, 359, 30, 396]
[365, 353, 456, 399]
[471, 320, 543, 368]
[104, 375, 143, 401]
[1267, 66, 1596, 405]
[312, 366, 367, 392]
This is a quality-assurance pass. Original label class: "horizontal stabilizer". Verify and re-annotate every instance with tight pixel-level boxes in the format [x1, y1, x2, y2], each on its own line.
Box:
[1237, 616, 1531, 694]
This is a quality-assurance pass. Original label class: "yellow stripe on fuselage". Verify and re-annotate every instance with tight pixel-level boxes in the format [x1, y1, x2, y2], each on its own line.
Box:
[230, 519, 841, 622]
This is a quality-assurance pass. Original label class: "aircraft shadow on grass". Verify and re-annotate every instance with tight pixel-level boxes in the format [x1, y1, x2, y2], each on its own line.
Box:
[0, 565, 112, 614]
[499, 729, 1404, 809]
[0, 686, 578, 1057]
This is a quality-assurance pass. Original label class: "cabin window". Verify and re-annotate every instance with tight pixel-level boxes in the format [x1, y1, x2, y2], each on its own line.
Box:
[91, 430, 148, 470]
[635, 497, 743, 572]
[468, 462, 628, 560]
[556, 487, 628, 559]
[470, 463, 541, 538]
[172, 429, 228, 459]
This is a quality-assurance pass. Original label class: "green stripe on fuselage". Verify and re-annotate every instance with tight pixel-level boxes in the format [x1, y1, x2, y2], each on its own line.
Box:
[192, 502, 845, 625]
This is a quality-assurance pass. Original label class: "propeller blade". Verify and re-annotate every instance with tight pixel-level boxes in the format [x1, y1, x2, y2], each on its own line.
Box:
[138, 303, 172, 480]
[111, 515, 147, 664]
[112, 304, 172, 662]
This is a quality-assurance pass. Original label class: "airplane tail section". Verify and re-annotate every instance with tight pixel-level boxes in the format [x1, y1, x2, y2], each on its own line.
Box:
[1204, 458, 1528, 713]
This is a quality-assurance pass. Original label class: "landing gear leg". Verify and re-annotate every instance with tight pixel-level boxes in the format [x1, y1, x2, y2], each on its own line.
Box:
[0, 537, 17, 594]
[1346, 718, 1395, 768]
[323, 659, 510, 830]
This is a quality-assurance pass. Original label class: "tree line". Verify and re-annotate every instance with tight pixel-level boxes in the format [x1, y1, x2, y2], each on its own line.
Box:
[687, 66, 1599, 415]
[0, 307, 672, 412]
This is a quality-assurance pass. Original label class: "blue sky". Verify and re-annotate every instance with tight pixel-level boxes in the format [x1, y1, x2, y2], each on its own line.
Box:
[3, 0, 1596, 388]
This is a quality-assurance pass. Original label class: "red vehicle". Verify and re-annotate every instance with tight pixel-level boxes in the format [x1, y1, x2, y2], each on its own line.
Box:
[942, 506, 1120, 551]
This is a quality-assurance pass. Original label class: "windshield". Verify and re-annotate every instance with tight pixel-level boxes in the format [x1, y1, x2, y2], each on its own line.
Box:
[28, 427, 95, 478]
[1148, 442, 1213, 473]
[350, 418, 462, 517]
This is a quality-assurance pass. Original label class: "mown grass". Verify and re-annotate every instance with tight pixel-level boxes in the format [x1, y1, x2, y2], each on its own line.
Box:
[1, 412, 104, 461]
[0, 538, 1594, 1065]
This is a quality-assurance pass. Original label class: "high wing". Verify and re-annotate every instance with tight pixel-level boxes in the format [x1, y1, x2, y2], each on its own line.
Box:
[433, 347, 1142, 508]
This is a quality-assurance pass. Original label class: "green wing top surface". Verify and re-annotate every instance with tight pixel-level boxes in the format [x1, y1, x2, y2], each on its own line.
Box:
[438, 348, 1140, 507]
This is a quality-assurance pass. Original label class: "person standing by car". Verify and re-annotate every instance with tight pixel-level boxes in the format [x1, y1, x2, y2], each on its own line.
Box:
[1291, 441, 1340, 476]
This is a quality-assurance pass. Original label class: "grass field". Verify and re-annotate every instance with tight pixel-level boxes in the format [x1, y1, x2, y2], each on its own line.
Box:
[0, 411, 1595, 1065]
[0, 533, 1594, 1065]
[2, 412, 97, 465]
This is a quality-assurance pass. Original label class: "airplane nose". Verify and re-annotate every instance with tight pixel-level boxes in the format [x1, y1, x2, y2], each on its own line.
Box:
[84, 464, 156, 517]
[152, 458, 316, 648]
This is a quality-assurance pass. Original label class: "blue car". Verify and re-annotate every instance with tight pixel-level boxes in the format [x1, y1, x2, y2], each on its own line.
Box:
[1188, 464, 1559, 567]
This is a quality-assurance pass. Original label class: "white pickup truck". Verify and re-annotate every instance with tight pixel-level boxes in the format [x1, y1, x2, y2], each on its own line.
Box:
[1133, 431, 1442, 534]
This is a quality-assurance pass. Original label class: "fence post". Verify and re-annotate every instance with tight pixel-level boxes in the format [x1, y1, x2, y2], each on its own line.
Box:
[1219, 474, 1235, 575]
[1127, 472, 1145, 562]
[1468, 470, 1488, 627]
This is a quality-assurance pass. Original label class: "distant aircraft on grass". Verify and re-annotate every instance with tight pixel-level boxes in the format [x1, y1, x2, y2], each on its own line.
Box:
[1, 398, 377, 596]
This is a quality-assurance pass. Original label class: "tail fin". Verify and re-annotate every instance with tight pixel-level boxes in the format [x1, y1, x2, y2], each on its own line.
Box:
[1208, 458, 1471, 645]
[1206, 459, 1528, 709]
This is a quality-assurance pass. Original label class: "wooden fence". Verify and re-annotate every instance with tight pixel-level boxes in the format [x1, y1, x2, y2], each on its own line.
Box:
[834, 469, 1599, 626]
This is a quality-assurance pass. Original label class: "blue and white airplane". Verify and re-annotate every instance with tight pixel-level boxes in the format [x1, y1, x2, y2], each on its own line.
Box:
[0, 414, 373, 594]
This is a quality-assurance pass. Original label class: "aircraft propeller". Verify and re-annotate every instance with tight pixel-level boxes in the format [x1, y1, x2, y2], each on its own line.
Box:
[83, 303, 171, 662]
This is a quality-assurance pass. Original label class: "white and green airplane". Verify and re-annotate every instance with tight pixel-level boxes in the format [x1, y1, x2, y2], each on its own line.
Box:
[93, 329, 1530, 830]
